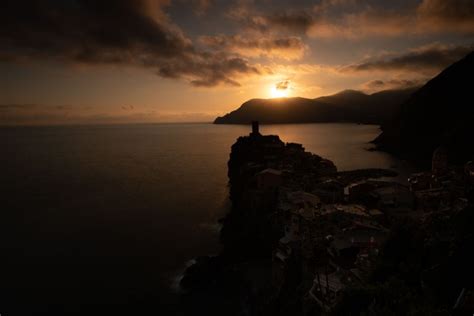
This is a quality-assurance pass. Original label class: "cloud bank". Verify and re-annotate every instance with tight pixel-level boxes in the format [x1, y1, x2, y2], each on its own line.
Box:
[341, 44, 474, 74]
[199, 35, 307, 60]
[233, 0, 474, 39]
[361, 78, 426, 92]
[0, 0, 259, 87]
[1, 0, 473, 89]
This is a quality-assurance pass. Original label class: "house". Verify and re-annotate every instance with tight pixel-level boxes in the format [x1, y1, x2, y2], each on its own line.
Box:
[256, 168, 283, 190]
[408, 172, 438, 191]
[329, 222, 388, 269]
[312, 179, 345, 203]
[287, 191, 322, 210]
[320, 204, 375, 224]
[309, 269, 360, 312]
[371, 184, 414, 210]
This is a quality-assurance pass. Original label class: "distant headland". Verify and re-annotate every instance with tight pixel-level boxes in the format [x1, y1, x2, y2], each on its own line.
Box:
[214, 88, 417, 125]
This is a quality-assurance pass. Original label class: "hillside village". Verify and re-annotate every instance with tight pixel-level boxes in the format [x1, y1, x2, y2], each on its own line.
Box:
[181, 122, 474, 315]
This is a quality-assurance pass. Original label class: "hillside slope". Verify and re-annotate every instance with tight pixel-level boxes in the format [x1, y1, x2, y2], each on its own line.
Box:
[214, 88, 416, 125]
[374, 51, 474, 165]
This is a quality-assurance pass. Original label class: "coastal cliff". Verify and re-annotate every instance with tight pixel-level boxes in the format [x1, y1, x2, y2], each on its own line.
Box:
[179, 123, 474, 315]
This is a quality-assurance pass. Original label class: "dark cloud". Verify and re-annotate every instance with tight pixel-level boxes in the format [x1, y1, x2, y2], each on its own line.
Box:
[309, 0, 474, 38]
[228, 0, 474, 39]
[276, 80, 290, 90]
[1, 0, 186, 61]
[199, 35, 306, 59]
[227, 2, 316, 35]
[342, 44, 474, 74]
[266, 12, 314, 33]
[192, 0, 212, 16]
[0, 0, 258, 87]
[362, 78, 426, 92]
[156, 52, 260, 87]
[417, 0, 474, 33]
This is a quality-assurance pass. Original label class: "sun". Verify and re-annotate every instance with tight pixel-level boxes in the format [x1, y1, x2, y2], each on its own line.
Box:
[270, 86, 289, 98]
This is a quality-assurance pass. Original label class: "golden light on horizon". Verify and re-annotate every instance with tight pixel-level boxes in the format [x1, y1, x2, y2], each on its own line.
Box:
[270, 85, 290, 98]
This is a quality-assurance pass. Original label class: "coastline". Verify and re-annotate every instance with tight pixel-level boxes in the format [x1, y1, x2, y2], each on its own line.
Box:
[178, 123, 474, 315]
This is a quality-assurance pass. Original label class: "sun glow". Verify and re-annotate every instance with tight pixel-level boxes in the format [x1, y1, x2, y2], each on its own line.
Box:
[270, 86, 289, 98]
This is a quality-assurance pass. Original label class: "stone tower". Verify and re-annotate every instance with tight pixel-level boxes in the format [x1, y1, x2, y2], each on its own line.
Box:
[250, 121, 260, 136]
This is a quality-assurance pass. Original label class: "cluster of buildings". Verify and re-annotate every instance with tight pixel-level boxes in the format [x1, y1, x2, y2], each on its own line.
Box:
[229, 123, 474, 313]
[408, 146, 474, 212]
[271, 187, 390, 311]
[230, 123, 404, 311]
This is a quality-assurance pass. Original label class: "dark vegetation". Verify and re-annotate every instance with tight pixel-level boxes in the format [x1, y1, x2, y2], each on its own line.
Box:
[374, 51, 474, 166]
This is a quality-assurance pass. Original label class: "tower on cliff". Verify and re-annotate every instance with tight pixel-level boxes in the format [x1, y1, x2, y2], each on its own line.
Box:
[250, 121, 261, 137]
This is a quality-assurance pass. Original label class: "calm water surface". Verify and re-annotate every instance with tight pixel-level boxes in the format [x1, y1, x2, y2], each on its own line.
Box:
[0, 123, 411, 313]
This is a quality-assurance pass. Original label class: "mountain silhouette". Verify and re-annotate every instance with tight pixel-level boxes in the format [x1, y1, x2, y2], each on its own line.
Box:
[374, 51, 474, 165]
[214, 88, 417, 125]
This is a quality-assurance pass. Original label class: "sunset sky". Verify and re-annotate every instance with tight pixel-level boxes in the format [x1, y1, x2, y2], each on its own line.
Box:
[1, 0, 473, 125]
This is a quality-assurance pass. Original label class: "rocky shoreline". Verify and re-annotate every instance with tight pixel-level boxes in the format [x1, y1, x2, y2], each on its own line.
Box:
[178, 123, 474, 315]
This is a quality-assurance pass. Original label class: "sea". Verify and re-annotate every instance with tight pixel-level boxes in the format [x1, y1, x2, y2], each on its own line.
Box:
[0, 123, 414, 314]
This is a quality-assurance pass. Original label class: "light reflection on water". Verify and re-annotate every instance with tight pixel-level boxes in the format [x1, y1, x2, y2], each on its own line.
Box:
[0, 123, 413, 309]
